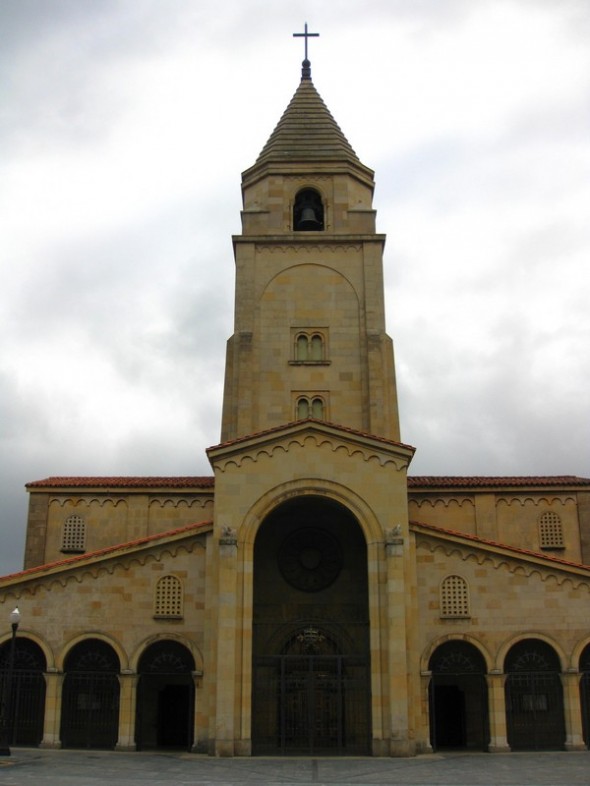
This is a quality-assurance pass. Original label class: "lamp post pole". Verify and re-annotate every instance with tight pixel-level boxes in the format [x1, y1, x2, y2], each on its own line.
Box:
[0, 607, 21, 756]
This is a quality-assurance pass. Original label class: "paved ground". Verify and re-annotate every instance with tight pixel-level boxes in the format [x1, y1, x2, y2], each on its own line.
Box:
[1, 749, 589, 786]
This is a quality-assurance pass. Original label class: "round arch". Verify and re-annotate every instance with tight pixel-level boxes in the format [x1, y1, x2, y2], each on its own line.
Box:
[496, 632, 568, 673]
[130, 633, 203, 674]
[57, 631, 128, 672]
[239, 478, 385, 548]
[0, 628, 55, 671]
[421, 634, 493, 674]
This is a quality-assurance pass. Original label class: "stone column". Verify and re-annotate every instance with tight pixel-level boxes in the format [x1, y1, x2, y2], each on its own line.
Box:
[419, 671, 434, 754]
[39, 669, 63, 749]
[385, 531, 411, 756]
[116, 671, 137, 751]
[190, 670, 204, 753]
[214, 528, 238, 756]
[487, 671, 510, 752]
[563, 670, 586, 750]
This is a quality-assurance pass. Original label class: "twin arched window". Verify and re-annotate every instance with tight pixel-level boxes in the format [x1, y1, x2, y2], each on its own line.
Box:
[297, 396, 325, 420]
[295, 332, 324, 362]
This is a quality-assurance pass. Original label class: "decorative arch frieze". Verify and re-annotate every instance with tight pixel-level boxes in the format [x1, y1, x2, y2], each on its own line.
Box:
[213, 433, 408, 472]
[3, 541, 205, 598]
[410, 496, 474, 510]
[50, 496, 128, 510]
[496, 495, 575, 509]
[416, 538, 590, 591]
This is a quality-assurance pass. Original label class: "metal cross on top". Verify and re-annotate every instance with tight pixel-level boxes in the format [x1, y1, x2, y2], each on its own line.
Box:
[293, 22, 319, 61]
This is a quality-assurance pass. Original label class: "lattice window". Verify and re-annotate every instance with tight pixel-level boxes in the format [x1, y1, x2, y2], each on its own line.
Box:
[154, 575, 183, 618]
[440, 575, 470, 618]
[539, 511, 564, 549]
[61, 515, 86, 553]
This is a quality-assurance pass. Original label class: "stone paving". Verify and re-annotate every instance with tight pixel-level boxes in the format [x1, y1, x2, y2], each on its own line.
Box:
[0, 749, 589, 786]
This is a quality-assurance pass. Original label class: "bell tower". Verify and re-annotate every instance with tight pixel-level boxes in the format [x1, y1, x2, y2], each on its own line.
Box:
[221, 51, 401, 443]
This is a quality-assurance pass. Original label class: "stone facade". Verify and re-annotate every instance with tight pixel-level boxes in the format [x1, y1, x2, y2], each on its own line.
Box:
[1, 59, 590, 757]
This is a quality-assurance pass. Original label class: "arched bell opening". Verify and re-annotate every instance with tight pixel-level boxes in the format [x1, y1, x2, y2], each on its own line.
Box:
[251, 495, 370, 755]
[0, 637, 46, 747]
[504, 639, 565, 750]
[293, 188, 325, 231]
[428, 640, 489, 751]
[60, 638, 120, 749]
[135, 639, 195, 751]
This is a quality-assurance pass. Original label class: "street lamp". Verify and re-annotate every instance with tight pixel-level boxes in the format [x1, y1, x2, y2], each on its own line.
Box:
[0, 607, 21, 756]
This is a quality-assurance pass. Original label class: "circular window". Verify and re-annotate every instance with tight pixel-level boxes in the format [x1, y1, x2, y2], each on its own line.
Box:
[279, 528, 342, 592]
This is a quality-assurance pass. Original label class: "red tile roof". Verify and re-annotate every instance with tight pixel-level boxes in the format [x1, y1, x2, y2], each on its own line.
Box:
[411, 520, 590, 571]
[26, 476, 215, 489]
[25, 474, 589, 491]
[0, 521, 213, 583]
[408, 475, 590, 488]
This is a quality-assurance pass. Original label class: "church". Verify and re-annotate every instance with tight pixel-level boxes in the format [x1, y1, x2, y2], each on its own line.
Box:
[1, 40, 590, 757]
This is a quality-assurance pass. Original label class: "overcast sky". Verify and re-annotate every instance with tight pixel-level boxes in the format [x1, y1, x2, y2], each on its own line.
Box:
[1, 0, 589, 576]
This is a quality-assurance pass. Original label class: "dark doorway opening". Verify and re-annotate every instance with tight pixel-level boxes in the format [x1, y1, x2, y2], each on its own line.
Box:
[428, 641, 489, 751]
[580, 643, 590, 749]
[135, 640, 195, 751]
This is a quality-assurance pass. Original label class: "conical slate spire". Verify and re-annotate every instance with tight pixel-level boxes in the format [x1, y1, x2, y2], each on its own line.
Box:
[254, 70, 362, 167]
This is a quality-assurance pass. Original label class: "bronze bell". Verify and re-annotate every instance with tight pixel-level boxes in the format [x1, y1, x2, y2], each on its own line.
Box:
[297, 206, 321, 230]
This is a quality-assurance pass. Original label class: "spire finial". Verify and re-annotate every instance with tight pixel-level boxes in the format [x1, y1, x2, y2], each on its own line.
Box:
[293, 23, 319, 80]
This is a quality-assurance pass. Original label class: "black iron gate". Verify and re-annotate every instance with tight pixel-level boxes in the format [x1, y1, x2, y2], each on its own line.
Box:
[0, 638, 46, 746]
[505, 671, 565, 749]
[60, 671, 120, 748]
[60, 639, 120, 749]
[252, 654, 370, 755]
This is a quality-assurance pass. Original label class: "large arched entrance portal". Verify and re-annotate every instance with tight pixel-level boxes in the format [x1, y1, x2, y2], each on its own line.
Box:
[251, 496, 371, 755]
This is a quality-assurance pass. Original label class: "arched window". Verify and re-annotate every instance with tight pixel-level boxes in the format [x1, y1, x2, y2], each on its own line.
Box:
[538, 511, 564, 549]
[297, 397, 310, 419]
[296, 334, 309, 361]
[311, 397, 324, 419]
[61, 514, 86, 553]
[440, 575, 470, 618]
[310, 334, 323, 360]
[154, 575, 183, 618]
[293, 188, 324, 231]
